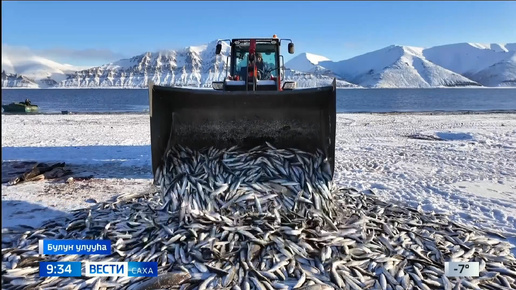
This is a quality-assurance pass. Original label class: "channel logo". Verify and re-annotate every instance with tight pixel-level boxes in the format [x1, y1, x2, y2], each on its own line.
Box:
[85, 262, 157, 277]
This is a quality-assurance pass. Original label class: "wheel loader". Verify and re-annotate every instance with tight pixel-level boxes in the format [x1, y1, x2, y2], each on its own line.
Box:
[149, 35, 337, 180]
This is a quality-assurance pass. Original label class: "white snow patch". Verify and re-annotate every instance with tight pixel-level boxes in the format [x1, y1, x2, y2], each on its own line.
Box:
[285, 52, 332, 73]
[424, 42, 516, 76]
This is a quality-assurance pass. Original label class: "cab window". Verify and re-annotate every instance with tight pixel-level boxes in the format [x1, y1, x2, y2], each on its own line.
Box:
[233, 44, 278, 78]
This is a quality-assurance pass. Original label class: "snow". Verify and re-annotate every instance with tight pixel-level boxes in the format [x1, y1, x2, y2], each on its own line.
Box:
[467, 43, 514, 53]
[319, 45, 478, 88]
[333, 114, 516, 240]
[471, 55, 516, 87]
[190, 44, 208, 54]
[423, 42, 516, 76]
[282, 70, 359, 88]
[305, 52, 330, 63]
[2, 113, 516, 253]
[57, 41, 231, 88]
[320, 45, 407, 79]
[285, 52, 330, 72]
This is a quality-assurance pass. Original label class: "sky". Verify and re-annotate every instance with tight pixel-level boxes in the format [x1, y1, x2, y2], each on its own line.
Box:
[2, 1, 516, 67]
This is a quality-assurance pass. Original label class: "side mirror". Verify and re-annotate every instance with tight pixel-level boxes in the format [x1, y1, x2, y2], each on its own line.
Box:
[288, 43, 295, 54]
[216, 43, 222, 55]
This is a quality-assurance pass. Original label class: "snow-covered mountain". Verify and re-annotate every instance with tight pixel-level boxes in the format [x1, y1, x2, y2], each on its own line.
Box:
[317, 45, 480, 88]
[470, 54, 516, 87]
[1, 71, 39, 88]
[2, 41, 515, 88]
[61, 40, 231, 88]
[285, 53, 331, 73]
[423, 43, 516, 87]
[59, 42, 353, 88]
[2, 48, 86, 88]
[423, 43, 516, 75]
[283, 53, 357, 87]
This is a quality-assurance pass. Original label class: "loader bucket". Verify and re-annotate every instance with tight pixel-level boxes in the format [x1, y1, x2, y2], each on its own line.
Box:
[149, 81, 337, 180]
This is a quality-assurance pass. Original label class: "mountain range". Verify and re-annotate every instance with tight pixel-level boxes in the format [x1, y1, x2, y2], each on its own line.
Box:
[2, 41, 515, 88]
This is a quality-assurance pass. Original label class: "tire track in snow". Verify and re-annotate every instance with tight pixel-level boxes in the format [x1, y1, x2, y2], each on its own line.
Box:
[334, 113, 516, 237]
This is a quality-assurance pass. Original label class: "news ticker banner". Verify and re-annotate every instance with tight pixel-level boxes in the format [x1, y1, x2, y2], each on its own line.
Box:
[39, 261, 158, 277]
[38, 240, 157, 277]
[39, 261, 480, 278]
[38, 240, 480, 278]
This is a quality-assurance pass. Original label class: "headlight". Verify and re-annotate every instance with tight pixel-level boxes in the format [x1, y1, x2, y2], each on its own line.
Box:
[212, 82, 224, 90]
[282, 81, 296, 90]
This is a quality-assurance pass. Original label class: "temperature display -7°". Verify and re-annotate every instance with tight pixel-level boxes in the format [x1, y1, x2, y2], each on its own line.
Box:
[444, 262, 479, 277]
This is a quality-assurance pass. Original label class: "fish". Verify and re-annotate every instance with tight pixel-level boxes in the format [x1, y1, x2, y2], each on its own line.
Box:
[2, 144, 516, 290]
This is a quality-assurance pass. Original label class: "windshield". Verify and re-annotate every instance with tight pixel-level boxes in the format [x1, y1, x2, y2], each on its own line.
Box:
[233, 44, 277, 79]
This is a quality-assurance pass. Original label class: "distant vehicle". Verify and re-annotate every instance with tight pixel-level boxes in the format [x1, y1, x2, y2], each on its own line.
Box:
[2, 99, 39, 113]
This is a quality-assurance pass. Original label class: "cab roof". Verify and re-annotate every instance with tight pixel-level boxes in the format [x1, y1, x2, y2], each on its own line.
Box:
[231, 38, 280, 45]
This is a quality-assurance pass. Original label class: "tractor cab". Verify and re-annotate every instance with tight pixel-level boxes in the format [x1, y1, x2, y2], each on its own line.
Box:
[213, 35, 296, 91]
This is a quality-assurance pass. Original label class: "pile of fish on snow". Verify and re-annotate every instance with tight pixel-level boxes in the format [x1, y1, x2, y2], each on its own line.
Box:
[2, 143, 516, 290]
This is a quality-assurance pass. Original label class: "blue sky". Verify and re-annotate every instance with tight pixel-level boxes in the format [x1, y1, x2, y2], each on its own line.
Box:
[2, 1, 515, 66]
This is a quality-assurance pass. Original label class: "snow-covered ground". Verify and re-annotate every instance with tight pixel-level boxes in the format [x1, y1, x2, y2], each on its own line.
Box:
[2, 113, 515, 249]
[333, 114, 516, 237]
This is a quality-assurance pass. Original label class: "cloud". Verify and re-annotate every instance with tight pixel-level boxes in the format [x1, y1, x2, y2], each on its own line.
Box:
[1, 44, 128, 67]
[37, 47, 128, 63]
[1, 44, 92, 77]
[2, 44, 35, 60]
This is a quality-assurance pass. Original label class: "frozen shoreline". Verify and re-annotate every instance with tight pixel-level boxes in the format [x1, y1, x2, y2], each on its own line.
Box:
[3, 109, 516, 116]
[2, 112, 515, 248]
